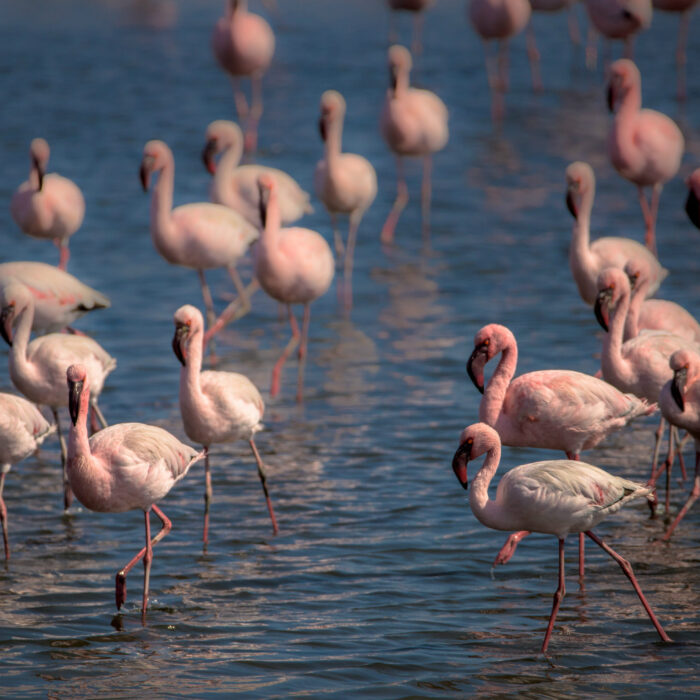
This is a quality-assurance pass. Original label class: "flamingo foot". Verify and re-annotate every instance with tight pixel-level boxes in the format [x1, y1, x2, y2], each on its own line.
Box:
[493, 530, 531, 567]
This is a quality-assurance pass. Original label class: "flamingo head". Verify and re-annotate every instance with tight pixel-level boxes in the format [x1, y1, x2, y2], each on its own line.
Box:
[202, 120, 243, 174]
[606, 59, 640, 113]
[318, 90, 346, 142]
[257, 174, 275, 227]
[595, 267, 628, 332]
[686, 169, 700, 230]
[140, 140, 170, 191]
[467, 323, 511, 394]
[387, 44, 411, 92]
[172, 305, 203, 366]
[67, 364, 88, 426]
[451, 423, 500, 490]
[669, 349, 698, 412]
[0, 283, 33, 347]
[30, 138, 50, 191]
[564, 161, 594, 220]
[623, 257, 651, 295]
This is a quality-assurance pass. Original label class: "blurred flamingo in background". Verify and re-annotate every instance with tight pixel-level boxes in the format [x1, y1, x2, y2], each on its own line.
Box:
[11, 138, 85, 271]
[652, 0, 697, 99]
[387, 0, 436, 54]
[686, 168, 700, 229]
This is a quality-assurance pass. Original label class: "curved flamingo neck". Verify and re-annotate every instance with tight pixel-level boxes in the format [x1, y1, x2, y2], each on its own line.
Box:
[150, 153, 178, 258]
[8, 303, 37, 386]
[181, 326, 205, 398]
[220, 137, 244, 172]
[602, 288, 634, 385]
[469, 440, 514, 531]
[624, 278, 649, 340]
[324, 115, 344, 168]
[29, 161, 41, 191]
[480, 342, 517, 426]
[67, 383, 92, 466]
[260, 186, 282, 247]
[611, 87, 642, 162]
[569, 185, 597, 289]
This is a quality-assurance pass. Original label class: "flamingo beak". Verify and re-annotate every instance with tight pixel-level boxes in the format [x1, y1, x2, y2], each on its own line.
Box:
[258, 182, 269, 227]
[0, 305, 14, 346]
[202, 140, 218, 175]
[565, 188, 578, 219]
[68, 379, 83, 425]
[672, 367, 687, 412]
[606, 84, 615, 113]
[172, 324, 189, 366]
[452, 440, 472, 490]
[466, 346, 488, 394]
[34, 156, 45, 191]
[140, 155, 155, 192]
[319, 117, 327, 142]
[594, 289, 612, 332]
[389, 65, 397, 92]
[686, 189, 700, 230]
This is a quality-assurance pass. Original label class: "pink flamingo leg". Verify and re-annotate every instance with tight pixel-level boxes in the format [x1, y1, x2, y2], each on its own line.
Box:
[565, 451, 585, 581]
[232, 78, 249, 126]
[493, 530, 531, 567]
[203, 278, 259, 348]
[197, 269, 217, 334]
[676, 11, 689, 101]
[343, 212, 361, 311]
[244, 74, 263, 154]
[249, 438, 279, 534]
[497, 40, 510, 93]
[52, 408, 72, 510]
[585, 26, 597, 70]
[541, 538, 566, 654]
[115, 504, 171, 611]
[482, 41, 504, 122]
[55, 239, 69, 271]
[421, 155, 432, 241]
[411, 12, 424, 56]
[91, 401, 109, 431]
[296, 303, 311, 403]
[203, 448, 212, 547]
[141, 508, 153, 622]
[663, 452, 700, 541]
[674, 428, 689, 482]
[585, 530, 671, 642]
[526, 24, 543, 92]
[0, 472, 9, 561]
[331, 213, 344, 262]
[567, 5, 581, 46]
[381, 156, 408, 244]
[270, 306, 300, 398]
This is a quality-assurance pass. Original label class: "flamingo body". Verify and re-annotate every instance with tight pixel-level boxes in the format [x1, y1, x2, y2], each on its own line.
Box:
[584, 0, 652, 38]
[389, 0, 436, 10]
[468, 0, 531, 39]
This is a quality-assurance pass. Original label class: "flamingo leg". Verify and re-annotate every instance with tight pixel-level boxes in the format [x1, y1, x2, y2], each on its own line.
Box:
[55, 239, 69, 271]
[676, 11, 689, 101]
[663, 452, 700, 541]
[90, 400, 109, 431]
[493, 530, 531, 567]
[249, 438, 279, 534]
[270, 305, 300, 398]
[0, 472, 9, 561]
[675, 428, 690, 482]
[244, 74, 263, 154]
[343, 211, 362, 310]
[541, 538, 566, 654]
[585, 26, 597, 70]
[296, 303, 311, 403]
[623, 35, 635, 60]
[115, 504, 171, 611]
[197, 269, 217, 332]
[411, 11, 424, 56]
[567, 5, 581, 46]
[565, 451, 585, 581]
[331, 212, 344, 263]
[203, 278, 259, 348]
[647, 184, 662, 257]
[141, 508, 153, 622]
[203, 447, 212, 547]
[231, 77, 249, 125]
[388, 9, 398, 44]
[381, 156, 408, 244]
[52, 408, 72, 510]
[421, 155, 432, 242]
[585, 530, 671, 642]
[526, 24, 543, 92]
[497, 39, 509, 92]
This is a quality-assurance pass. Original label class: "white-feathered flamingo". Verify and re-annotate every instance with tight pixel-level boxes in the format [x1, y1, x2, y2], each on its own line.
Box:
[0, 282, 116, 509]
[0, 393, 55, 560]
[451, 422, 671, 653]
[255, 175, 334, 402]
[466, 323, 655, 571]
[11, 138, 85, 271]
[65, 364, 203, 620]
[172, 304, 278, 545]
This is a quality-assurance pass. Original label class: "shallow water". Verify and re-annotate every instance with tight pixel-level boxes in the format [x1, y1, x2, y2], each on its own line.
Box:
[1, 0, 700, 696]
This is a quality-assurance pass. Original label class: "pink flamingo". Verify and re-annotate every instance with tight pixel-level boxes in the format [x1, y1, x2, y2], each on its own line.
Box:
[652, 0, 697, 100]
[659, 348, 700, 538]
[387, 0, 436, 54]
[466, 323, 655, 571]
[565, 161, 666, 306]
[0, 261, 110, 334]
[686, 168, 700, 229]
[623, 258, 700, 343]
[451, 422, 671, 653]
[172, 304, 278, 545]
[0, 393, 55, 560]
[380, 45, 448, 243]
[65, 364, 203, 620]
[211, 0, 275, 153]
[0, 282, 116, 510]
[10, 138, 85, 271]
[607, 58, 685, 257]
[315, 90, 377, 307]
[255, 175, 334, 402]
[203, 119, 312, 228]
[467, 0, 532, 119]
[140, 140, 258, 347]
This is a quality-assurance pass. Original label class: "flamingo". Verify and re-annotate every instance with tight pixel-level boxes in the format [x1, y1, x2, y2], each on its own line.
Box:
[686, 168, 700, 229]
[10, 138, 85, 271]
[451, 422, 671, 653]
[315, 90, 377, 307]
[202, 119, 312, 228]
[211, 0, 275, 154]
[652, 0, 697, 100]
[0, 261, 110, 334]
[65, 364, 203, 619]
[387, 0, 436, 54]
[623, 258, 700, 343]
[172, 304, 278, 545]
[565, 161, 667, 306]
[467, 0, 532, 120]
[659, 349, 700, 539]
[254, 174, 334, 402]
[0, 282, 116, 510]
[140, 139, 258, 347]
[607, 58, 685, 257]
[466, 323, 655, 571]
[380, 45, 448, 243]
[0, 393, 55, 560]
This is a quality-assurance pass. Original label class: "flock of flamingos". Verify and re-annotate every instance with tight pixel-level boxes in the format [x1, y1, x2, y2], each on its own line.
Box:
[1, 0, 700, 656]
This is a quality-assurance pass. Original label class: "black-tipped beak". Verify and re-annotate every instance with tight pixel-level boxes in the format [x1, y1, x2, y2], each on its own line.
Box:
[594, 289, 612, 332]
[672, 367, 687, 412]
[140, 155, 154, 192]
[202, 140, 217, 175]
[258, 183, 269, 228]
[686, 189, 700, 230]
[466, 346, 487, 394]
[0, 305, 14, 346]
[68, 380, 83, 425]
[452, 440, 472, 490]
[566, 189, 578, 219]
[606, 84, 615, 113]
[36, 162, 45, 191]
[389, 65, 397, 92]
[172, 325, 189, 366]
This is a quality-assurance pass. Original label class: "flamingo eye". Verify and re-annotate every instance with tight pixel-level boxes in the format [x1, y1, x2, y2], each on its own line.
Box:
[483, 338, 490, 346]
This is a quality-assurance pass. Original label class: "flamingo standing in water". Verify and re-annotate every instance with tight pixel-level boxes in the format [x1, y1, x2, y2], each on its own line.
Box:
[466, 323, 655, 571]
[659, 349, 700, 539]
[652, 0, 697, 100]
[211, 0, 275, 153]
[686, 168, 700, 229]
[607, 59, 685, 257]
[140, 140, 258, 347]
[172, 304, 278, 545]
[0, 262, 110, 334]
[11, 138, 85, 271]
[315, 90, 377, 307]
[202, 120, 312, 228]
[0, 283, 116, 509]
[565, 161, 666, 306]
[451, 422, 671, 653]
[65, 364, 203, 619]
[387, 0, 436, 54]
[255, 175, 334, 402]
[0, 393, 55, 560]
[380, 45, 448, 243]
[467, 0, 532, 120]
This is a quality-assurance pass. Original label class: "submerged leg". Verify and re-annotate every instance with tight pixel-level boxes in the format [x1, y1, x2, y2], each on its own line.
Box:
[526, 24, 543, 92]
[676, 11, 689, 101]
[421, 155, 432, 242]
[541, 538, 566, 654]
[203, 447, 212, 548]
[55, 239, 70, 271]
[141, 508, 153, 622]
[493, 530, 531, 567]
[663, 452, 700, 541]
[343, 211, 362, 310]
[296, 303, 311, 403]
[249, 438, 279, 534]
[270, 305, 300, 398]
[380, 156, 409, 244]
[53, 409, 72, 510]
[245, 74, 264, 154]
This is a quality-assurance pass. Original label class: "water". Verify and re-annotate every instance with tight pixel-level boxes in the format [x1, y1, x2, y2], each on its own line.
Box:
[1, 0, 700, 696]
